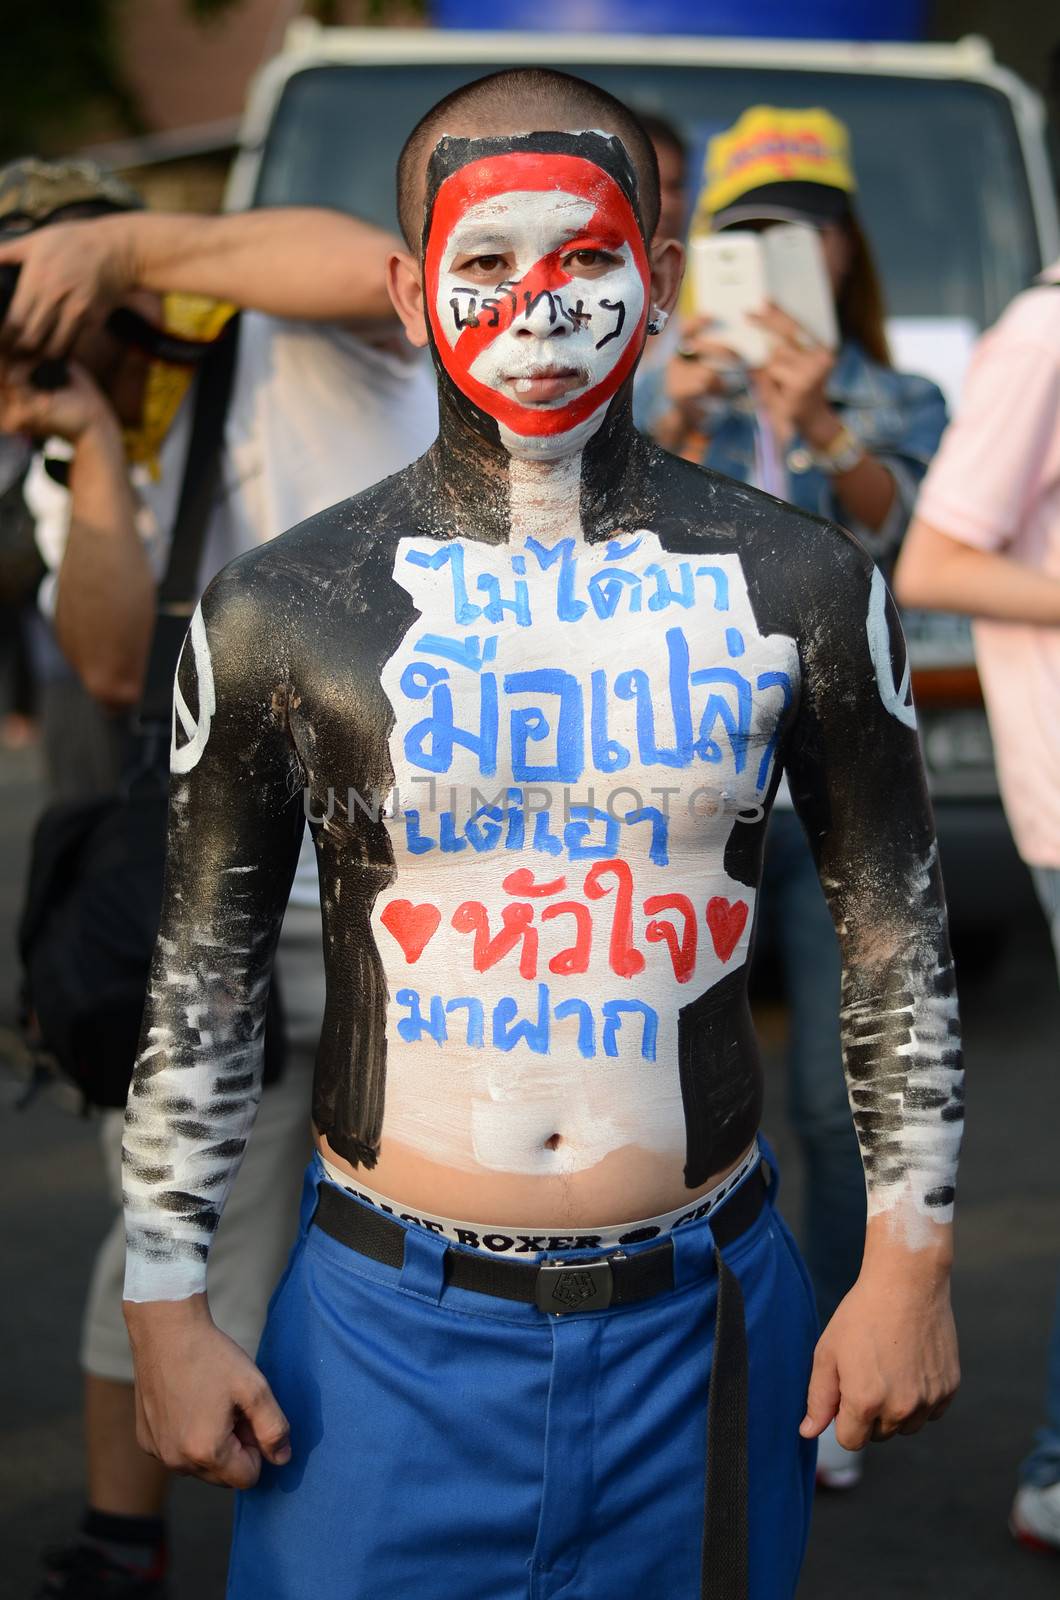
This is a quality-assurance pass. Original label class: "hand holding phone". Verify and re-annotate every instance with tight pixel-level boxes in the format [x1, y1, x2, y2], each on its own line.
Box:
[689, 224, 838, 367]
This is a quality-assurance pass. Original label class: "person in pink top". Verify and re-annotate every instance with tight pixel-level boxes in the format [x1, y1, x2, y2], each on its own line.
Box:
[895, 259, 1060, 1556]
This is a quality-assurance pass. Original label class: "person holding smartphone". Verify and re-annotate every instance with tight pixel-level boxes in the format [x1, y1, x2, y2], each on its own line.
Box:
[641, 106, 949, 1492]
[645, 106, 944, 569]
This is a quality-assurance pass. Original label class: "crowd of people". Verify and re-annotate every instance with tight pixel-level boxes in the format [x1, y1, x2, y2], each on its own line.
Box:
[0, 63, 1055, 1600]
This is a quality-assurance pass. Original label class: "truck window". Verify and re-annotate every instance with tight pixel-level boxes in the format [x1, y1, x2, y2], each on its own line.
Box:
[252, 62, 1042, 330]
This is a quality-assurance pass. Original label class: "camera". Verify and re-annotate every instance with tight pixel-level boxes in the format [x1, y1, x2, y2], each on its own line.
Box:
[0, 262, 70, 391]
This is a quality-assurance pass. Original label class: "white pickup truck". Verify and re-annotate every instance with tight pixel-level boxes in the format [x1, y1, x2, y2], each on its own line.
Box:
[227, 24, 1059, 942]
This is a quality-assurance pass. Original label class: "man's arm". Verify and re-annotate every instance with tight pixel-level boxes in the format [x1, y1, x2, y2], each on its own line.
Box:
[783, 533, 963, 1450]
[895, 323, 1060, 623]
[0, 208, 399, 358]
[58, 414, 155, 707]
[1, 360, 154, 706]
[122, 560, 306, 1487]
[895, 516, 1060, 622]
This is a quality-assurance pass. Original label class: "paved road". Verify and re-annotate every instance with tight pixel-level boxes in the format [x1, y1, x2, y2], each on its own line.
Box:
[1, 742, 1057, 1599]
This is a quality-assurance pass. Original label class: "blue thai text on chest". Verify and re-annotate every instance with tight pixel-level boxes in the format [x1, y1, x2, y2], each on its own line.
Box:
[396, 537, 793, 787]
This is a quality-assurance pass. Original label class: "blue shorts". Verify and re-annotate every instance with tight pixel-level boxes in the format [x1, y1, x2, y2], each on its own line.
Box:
[228, 1151, 817, 1600]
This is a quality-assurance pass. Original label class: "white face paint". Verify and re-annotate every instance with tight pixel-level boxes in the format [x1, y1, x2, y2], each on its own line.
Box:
[170, 604, 216, 774]
[867, 567, 917, 730]
[424, 150, 651, 463]
[435, 190, 645, 419]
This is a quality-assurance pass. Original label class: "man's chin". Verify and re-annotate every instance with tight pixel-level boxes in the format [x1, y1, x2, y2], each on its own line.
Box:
[497, 404, 611, 464]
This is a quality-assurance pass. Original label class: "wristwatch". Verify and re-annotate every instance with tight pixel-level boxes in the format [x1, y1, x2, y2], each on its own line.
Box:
[807, 423, 865, 476]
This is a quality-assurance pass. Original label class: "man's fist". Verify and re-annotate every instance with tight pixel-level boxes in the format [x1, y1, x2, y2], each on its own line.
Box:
[124, 1294, 292, 1490]
[0, 357, 109, 444]
[799, 1223, 960, 1452]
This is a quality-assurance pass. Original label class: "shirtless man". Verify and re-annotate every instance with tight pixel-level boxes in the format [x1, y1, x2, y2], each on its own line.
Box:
[122, 70, 963, 1599]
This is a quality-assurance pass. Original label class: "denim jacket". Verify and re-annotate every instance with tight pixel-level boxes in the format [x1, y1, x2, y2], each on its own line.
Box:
[635, 339, 947, 571]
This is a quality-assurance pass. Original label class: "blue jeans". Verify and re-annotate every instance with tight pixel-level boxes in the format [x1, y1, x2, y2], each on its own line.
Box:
[229, 1153, 818, 1599]
[756, 807, 866, 1325]
[1020, 866, 1060, 1487]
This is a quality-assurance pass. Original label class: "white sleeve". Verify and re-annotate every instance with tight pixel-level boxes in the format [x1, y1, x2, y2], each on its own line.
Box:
[25, 435, 177, 619]
[24, 445, 73, 619]
[244, 314, 438, 540]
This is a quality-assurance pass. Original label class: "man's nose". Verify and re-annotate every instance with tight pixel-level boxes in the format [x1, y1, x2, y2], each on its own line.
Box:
[514, 290, 569, 338]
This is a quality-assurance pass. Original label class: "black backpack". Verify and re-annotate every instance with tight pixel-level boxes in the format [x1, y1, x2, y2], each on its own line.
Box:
[18, 318, 285, 1107]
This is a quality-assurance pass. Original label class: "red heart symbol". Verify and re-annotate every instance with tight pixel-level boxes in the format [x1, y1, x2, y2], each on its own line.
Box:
[380, 899, 441, 963]
[705, 897, 749, 963]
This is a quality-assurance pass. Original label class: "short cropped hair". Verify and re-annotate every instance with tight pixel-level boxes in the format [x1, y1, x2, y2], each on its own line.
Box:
[396, 68, 661, 249]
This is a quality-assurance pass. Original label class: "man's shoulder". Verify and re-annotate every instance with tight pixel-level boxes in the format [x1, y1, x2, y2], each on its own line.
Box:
[239, 311, 438, 395]
[641, 444, 869, 577]
[199, 461, 429, 655]
[226, 460, 426, 586]
[635, 446, 877, 645]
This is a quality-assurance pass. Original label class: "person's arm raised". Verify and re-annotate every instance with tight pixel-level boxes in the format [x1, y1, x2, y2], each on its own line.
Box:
[0, 358, 154, 707]
[122, 557, 307, 1488]
[782, 534, 963, 1452]
[749, 304, 899, 533]
[0, 209, 399, 359]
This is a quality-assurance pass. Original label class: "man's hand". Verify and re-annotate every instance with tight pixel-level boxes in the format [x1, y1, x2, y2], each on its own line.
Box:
[124, 1295, 292, 1490]
[652, 317, 739, 454]
[0, 217, 135, 359]
[663, 317, 740, 419]
[0, 356, 112, 443]
[800, 1229, 959, 1451]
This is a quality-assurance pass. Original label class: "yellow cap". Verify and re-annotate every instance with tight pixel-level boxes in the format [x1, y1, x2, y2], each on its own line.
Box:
[701, 106, 856, 221]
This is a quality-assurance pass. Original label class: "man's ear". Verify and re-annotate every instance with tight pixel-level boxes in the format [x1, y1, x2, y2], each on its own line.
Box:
[387, 251, 429, 348]
[649, 237, 685, 319]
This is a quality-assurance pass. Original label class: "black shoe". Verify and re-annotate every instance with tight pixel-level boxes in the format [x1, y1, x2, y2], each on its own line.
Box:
[34, 1543, 169, 1599]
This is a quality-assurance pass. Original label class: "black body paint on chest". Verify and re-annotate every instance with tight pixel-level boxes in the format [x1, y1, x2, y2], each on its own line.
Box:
[124, 129, 961, 1297]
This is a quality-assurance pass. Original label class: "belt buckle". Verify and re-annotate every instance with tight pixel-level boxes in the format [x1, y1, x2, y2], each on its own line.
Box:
[535, 1258, 613, 1315]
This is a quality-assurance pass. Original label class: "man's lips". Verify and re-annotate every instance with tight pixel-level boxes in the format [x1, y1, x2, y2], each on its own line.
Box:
[502, 368, 586, 404]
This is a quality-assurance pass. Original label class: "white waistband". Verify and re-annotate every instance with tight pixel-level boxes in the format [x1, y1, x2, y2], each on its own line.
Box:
[318, 1141, 761, 1257]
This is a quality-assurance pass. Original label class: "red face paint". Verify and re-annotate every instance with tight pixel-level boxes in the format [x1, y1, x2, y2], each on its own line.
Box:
[424, 151, 650, 441]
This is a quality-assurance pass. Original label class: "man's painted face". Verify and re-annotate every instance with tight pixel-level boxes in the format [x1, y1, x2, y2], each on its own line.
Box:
[424, 146, 650, 458]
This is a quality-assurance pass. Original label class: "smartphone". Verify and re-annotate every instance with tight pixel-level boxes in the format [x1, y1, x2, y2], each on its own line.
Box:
[763, 223, 839, 353]
[688, 233, 770, 367]
[689, 224, 838, 365]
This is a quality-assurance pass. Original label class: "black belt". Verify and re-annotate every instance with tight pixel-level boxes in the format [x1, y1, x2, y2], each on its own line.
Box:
[312, 1159, 770, 1600]
[312, 1159, 767, 1315]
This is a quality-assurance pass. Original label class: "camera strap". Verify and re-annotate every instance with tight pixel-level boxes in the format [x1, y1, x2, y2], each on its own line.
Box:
[133, 313, 241, 746]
